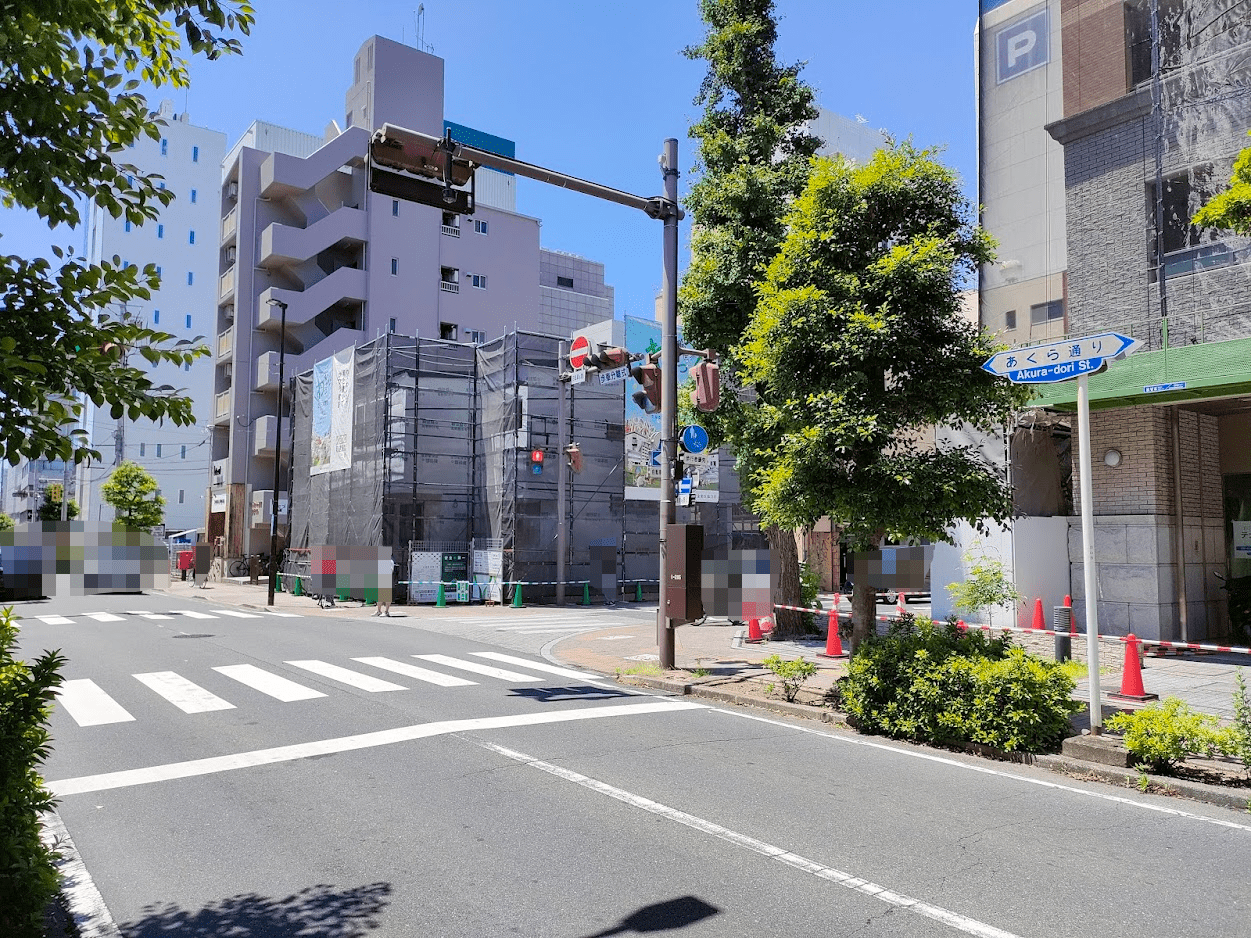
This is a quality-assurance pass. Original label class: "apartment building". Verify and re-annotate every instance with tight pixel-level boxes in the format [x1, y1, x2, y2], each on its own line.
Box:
[1017, 0, 1251, 641]
[210, 37, 614, 558]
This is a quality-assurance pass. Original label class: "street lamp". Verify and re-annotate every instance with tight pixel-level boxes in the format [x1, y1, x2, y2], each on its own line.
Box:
[265, 297, 288, 607]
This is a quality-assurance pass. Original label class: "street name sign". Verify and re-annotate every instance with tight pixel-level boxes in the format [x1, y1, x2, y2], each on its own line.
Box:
[570, 368, 587, 385]
[981, 332, 1141, 384]
[1144, 381, 1186, 394]
[598, 365, 630, 385]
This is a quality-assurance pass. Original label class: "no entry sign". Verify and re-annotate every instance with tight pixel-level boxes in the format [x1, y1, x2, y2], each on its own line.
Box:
[569, 334, 591, 370]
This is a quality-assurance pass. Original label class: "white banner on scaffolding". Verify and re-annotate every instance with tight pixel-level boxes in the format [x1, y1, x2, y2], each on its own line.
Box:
[311, 349, 354, 476]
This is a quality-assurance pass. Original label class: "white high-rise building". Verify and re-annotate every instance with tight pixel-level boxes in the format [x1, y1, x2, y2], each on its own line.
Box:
[78, 100, 226, 534]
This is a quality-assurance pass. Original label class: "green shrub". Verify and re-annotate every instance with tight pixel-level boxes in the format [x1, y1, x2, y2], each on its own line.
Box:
[0, 607, 66, 937]
[1225, 670, 1251, 773]
[841, 618, 1080, 753]
[761, 655, 818, 702]
[1106, 697, 1225, 774]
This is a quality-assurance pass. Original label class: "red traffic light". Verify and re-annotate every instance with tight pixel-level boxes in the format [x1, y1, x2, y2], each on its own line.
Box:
[690, 360, 720, 413]
[531, 449, 544, 463]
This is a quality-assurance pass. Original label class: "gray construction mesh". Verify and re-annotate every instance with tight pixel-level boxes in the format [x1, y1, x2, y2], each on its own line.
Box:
[287, 329, 752, 604]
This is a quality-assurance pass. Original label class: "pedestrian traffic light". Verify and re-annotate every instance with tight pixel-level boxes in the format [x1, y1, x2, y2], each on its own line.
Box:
[531, 449, 544, 475]
[631, 359, 661, 413]
[585, 345, 631, 371]
[565, 443, 584, 473]
[690, 360, 720, 413]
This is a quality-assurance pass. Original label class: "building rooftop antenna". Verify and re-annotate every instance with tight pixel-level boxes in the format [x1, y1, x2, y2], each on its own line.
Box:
[415, 4, 434, 54]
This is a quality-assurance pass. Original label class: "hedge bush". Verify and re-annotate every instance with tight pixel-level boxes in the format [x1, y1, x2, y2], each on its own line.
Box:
[0, 606, 67, 938]
[841, 619, 1080, 753]
[1106, 697, 1227, 774]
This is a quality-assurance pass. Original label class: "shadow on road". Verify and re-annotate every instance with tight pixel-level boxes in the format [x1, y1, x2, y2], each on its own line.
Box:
[574, 895, 720, 937]
[119, 882, 392, 937]
[508, 685, 634, 703]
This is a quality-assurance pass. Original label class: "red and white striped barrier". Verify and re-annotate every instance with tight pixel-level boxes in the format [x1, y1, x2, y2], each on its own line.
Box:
[1125, 636, 1251, 657]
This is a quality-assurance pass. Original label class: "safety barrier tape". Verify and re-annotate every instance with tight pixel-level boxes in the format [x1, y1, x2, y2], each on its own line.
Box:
[1124, 636, 1251, 656]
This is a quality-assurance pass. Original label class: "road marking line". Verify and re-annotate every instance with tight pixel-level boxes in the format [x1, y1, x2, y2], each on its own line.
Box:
[48, 700, 705, 796]
[83, 612, 125, 622]
[169, 610, 218, 619]
[472, 652, 606, 684]
[478, 741, 1022, 938]
[56, 680, 135, 727]
[40, 811, 122, 938]
[706, 708, 1251, 834]
[285, 660, 406, 692]
[413, 654, 543, 682]
[214, 610, 263, 619]
[133, 672, 235, 713]
[352, 657, 477, 687]
[497, 626, 596, 634]
[35, 614, 75, 625]
[137, 613, 174, 620]
[212, 664, 326, 702]
[259, 611, 303, 617]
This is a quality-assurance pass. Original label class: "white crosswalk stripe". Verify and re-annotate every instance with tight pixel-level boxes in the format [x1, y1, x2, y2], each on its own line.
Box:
[285, 660, 406, 692]
[413, 654, 543, 683]
[260, 611, 303, 618]
[213, 610, 263, 619]
[213, 664, 326, 701]
[35, 615, 75, 625]
[83, 612, 125, 622]
[352, 657, 477, 687]
[169, 610, 218, 619]
[471, 652, 606, 684]
[57, 679, 135, 726]
[137, 613, 174, 620]
[134, 672, 235, 713]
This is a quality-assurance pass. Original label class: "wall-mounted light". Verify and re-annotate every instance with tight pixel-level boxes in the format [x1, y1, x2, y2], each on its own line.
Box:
[1103, 448, 1123, 468]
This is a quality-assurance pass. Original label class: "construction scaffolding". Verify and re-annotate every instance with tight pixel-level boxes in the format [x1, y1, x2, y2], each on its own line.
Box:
[287, 329, 755, 604]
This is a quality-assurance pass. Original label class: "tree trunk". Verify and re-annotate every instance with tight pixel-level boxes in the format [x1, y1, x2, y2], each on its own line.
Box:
[849, 529, 885, 655]
[766, 524, 804, 637]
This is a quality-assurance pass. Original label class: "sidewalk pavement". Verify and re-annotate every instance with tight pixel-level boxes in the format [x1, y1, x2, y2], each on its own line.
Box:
[153, 577, 1248, 722]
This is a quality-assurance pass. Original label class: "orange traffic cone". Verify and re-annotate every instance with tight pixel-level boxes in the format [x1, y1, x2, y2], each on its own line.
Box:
[760, 616, 774, 635]
[1109, 633, 1159, 702]
[746, 617, 765, 644]
[1031, 597, 1045, 630]
[819, 607, 847, 659]
[895, 592, 906, 617]
[957, 619, 967, 632]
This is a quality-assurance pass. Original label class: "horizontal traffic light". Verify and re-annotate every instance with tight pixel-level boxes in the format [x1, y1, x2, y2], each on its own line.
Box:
[585, 345, 631, 370]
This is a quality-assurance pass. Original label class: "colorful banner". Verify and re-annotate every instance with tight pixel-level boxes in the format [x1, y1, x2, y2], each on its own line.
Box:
[310, 349, 354, 475]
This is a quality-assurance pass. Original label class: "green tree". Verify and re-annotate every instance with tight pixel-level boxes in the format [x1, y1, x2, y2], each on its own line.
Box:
[680, 0, 821, 634]
[0, 1, 253, 467]
[735, 144, 1029, 652]
[100, 460, 165, 528]
[36, 482, 79, 522]
[0, 513, 12, 532]
[946, 542, 1022, 629]
[1192, 131, 1251, 234]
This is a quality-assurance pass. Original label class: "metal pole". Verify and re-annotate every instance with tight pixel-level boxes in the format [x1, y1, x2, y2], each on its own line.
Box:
[267, 300, 287, 607]
[556, 341, 569, 605]
[658, 137, 679, 669]
[1077, 373, 1102, 732]
[1170, 405, 1189, 641]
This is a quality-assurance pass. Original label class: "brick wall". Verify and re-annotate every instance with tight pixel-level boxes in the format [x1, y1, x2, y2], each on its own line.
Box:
[1073, 406, 1172, 515]
[1061, 0, 1128, 117]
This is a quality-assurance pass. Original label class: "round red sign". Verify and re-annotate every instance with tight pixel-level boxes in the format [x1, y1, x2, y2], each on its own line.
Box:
[569, 334, 591, 370]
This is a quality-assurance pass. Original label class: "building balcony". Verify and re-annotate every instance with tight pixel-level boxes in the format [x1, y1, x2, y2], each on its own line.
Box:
[259, 206, 367, 269]
[253, 414, 278, 456]
[213, 391, 232, 425]
[255, 351, 281, 391]
[440, 280, 460, 294]
[441, 224, 461, 238]
[259, 126, 369, 200]
[216, 326, 234, 361]
[219, 266, 236, 304]
[221, 207, 237, 245]
[256, 268, 367, 331]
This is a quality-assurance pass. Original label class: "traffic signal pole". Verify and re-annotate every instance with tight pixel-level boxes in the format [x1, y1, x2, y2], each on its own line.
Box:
[658, 138, 680, 670]
[556, 340, 569, 606]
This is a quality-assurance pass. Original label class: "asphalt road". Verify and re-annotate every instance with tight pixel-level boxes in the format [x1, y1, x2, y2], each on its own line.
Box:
[13, 591, 1250, 937]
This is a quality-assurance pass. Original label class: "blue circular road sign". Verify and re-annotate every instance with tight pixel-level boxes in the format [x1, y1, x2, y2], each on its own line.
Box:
[680, 425, 709, 454]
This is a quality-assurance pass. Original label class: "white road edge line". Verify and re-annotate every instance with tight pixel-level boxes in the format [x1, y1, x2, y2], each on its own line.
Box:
[704, 707, 1251, 834]
[40, 810, 122, 938]
[47, 700, 705, 796]
[476, 740, 1022, 938]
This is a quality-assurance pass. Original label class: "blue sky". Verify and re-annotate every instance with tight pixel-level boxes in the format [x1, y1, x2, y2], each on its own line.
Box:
[3, 0, 979, 323]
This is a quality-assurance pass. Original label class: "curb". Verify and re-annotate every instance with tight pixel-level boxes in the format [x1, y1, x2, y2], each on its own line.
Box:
[619, 674, 847, 726]
[1034, 754, 1251, 812]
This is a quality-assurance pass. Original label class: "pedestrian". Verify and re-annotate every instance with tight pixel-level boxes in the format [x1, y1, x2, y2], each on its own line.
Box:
[374, 555, 397, 617]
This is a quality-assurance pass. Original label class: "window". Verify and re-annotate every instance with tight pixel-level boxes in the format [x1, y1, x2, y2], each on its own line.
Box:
[155, 266, 162, 278]
[158, 181, 165, 190]
[392, 200, 399, 217]
[1005, 309, 1017, 330]
[187, 271, 194, 285]
[1029, 300, 1065, 325]
[153, 310, 160, 324]
[139, 443, 146, 457]
[155, 444, 162, 457]
[178, 490, 185, 504]
[190, 189, 197, 204]
[1125, 0, 1184, 87]
[192, 145, 199, 163]
[475, 219, 488, 235]
[470, 273, 487, 289]
[160, 138, 168, 156]
[440, 322, 458, 341]
[181, 445, 186, 459]
[185, 314, 192, 329]
[184, 362, 190, 371]
[390, 258, 398, 276]
[556, 275, 574, 289]
[442, 211, 458, 227]
[157, 224, 164, 239]
[468, 329, 487, 344]
[189, 230, 195, 245]
[389, 317, 397, 333]
[127, 174, 134, 185]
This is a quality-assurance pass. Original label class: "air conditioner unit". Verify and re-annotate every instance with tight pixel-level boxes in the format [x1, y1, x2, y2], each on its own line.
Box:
[222, 362, 233, 381]
[223, 305, 234, 321]
[225, 246, 237, 264]
[227, 180, 239, 199]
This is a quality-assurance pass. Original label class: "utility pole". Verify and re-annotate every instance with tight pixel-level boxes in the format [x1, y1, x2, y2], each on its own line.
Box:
[556, 340, 569, 605]
[657, 138, 680, 670]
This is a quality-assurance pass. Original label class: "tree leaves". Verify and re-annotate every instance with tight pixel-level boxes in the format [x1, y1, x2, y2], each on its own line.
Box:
[100, 459, 165, 528]
[0, 1, 252, 465]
